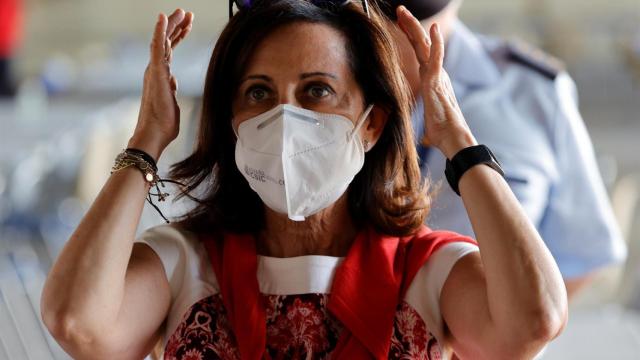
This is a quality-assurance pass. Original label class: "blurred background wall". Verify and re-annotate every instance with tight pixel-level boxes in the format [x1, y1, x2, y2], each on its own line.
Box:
[1, 0, 639, 359]
[15, 0, 640, 169]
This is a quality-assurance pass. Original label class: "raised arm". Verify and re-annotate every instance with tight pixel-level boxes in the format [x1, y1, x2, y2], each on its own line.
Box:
[396, 6, 567, 359]
[40, 9, 193, 359]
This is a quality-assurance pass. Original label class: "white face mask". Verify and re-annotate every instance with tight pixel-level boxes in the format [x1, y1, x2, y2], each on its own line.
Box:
[234, 103, 374, 221]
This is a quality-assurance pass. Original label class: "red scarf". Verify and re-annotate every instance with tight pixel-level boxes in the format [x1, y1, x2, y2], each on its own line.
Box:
[201, 225, 475, 359]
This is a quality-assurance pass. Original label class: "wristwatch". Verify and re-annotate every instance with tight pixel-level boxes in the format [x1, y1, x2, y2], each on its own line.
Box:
[445, 145, 505, 196]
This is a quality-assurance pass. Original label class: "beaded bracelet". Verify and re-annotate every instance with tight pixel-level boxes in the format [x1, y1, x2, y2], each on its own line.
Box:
[111, 149, 183, 223]
[125, 148, 158, 172]
[111, 150, 159, 185]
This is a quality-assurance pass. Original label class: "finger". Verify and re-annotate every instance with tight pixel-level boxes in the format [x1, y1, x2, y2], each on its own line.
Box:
[171, 25, 192, 49]
[170, 75, 178, 93]
[171, 12, 194, 48]
[395, 8, 412, 42]
[396, 6, 432, 68]
[169, 11, 192, 43]
[165, 38, 172, 63]
[151, 13, 168, 65]
[170, 27, 183, 44]
[428, 23, 445, 74]
[166, 8, 186, 42]
[181, 12, 194, 32]
[171, 19, 193, 48]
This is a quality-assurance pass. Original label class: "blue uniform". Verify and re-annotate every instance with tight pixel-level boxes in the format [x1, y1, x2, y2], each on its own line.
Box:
[413, 21, 627, 279]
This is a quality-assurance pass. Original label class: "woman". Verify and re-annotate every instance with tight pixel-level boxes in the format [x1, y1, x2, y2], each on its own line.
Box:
[41, 1, 567, 359]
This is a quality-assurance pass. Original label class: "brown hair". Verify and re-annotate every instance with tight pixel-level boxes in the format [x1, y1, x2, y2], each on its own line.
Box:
[169, 0, 430, 236]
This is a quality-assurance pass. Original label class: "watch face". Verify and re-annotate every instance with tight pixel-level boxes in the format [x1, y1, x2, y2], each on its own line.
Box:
[145, 172, 154, 182]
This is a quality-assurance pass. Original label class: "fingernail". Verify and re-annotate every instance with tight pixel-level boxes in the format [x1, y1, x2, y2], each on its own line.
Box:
[398, 5, 407, 13]
[434, 23, 440, 34]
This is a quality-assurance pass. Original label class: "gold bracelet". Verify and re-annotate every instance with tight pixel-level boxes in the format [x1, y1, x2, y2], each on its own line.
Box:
[110, 149, 182, 224]
[111, 150, 159, 185]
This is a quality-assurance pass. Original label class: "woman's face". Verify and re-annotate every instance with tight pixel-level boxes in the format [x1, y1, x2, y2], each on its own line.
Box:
[231, 21, 369, 131]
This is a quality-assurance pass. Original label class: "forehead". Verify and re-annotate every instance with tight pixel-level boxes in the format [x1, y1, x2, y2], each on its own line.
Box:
[243, 21, 352, 78]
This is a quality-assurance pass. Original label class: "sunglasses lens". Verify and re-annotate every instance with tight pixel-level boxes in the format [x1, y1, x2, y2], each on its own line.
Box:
[232, 0, 366, 17]
[234, 0, 253, 10]
[311, 0, 351, 7]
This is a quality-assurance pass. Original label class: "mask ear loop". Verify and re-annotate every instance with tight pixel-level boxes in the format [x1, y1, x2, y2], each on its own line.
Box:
[232, 119, 239, 139]
[348, 104, 374, 140]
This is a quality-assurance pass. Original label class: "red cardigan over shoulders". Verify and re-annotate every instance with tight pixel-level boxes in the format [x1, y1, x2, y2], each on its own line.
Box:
[201, 225, 477, 359]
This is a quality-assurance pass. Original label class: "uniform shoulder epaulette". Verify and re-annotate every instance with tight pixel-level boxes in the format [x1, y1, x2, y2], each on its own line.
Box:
[506, 40, 565, 80]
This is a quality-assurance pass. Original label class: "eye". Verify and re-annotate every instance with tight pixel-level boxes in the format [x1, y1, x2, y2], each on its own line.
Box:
[306, 83, 334, 99]
[246, 85, 271, 102]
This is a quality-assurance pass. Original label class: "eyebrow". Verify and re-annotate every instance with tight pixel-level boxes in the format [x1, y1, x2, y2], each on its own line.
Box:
[240, 72, 338, 86]
[300, 72, 338, 80]
[240, 74, 273, 85]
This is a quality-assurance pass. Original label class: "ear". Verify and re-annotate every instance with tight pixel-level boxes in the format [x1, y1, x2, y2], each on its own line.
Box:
[360, 104, 390, 152]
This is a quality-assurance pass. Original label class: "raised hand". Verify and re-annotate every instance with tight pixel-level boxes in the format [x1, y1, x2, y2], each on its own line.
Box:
[396, 6, 477, 159]
[129, 9, 194, 161]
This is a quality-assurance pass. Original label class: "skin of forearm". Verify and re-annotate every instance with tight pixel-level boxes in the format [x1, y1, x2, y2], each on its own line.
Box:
[458, 165, 568, 340]
[41, 167, 150, 339]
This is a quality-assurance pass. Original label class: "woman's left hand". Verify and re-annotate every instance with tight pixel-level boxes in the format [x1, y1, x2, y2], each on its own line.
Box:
[397, 9, 567, 358]
[396, 6, 477, 159]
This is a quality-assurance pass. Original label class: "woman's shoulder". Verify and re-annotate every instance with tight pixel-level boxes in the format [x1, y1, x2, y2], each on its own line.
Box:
[405, 225, 479, 294]
[135, 223, 213, 287]
[137, 224, 222, 349]
[409, 224, 477, 247]
[403, 225, 479, 290]
[137, 222, 198, 241]
[136, 223, 209, 255]
[402, 225, 479, 344]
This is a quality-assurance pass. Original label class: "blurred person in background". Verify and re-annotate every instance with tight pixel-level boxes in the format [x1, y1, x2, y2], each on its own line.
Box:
[40, 1, 568, 359]
[381, 0, 627, 299]
[0, 0, 21, 96]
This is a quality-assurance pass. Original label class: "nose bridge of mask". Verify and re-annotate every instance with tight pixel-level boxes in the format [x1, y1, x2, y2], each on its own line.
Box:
[234, 104, 322, 138]
[281, 104, 374, 147]
[236, 103, 373, 137]
[278, 104, 374, 133]
[281, 104, 372, 161]
[234, 104, 286, 139]
[279, 104, 324, 127]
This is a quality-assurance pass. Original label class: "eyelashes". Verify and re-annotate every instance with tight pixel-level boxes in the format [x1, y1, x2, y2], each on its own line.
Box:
[243, 81, 336, 104]
[304, 82, 335, 99]
[245, 84, 272, 102]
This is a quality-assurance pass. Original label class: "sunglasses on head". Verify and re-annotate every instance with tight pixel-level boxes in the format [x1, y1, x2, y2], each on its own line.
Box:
[228, 0, 370, 19]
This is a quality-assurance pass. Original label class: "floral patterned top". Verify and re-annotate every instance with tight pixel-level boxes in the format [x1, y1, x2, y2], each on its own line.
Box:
[135, 225, 478, 360]
[163, 294, 444, 360]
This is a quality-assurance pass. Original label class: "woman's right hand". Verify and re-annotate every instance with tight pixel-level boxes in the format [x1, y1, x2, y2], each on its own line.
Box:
[129, 9, 194, 161]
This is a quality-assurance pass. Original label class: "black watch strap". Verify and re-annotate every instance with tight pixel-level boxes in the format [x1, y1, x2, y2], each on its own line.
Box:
[445, 145, 505, 196]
